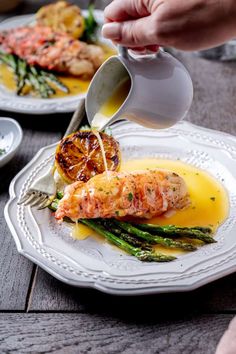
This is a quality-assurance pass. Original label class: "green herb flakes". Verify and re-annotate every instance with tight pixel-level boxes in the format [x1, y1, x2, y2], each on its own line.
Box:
[128, 192, 133, 202]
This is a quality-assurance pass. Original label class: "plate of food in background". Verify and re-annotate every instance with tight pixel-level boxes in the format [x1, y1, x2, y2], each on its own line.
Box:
[0, 1, 116, 114]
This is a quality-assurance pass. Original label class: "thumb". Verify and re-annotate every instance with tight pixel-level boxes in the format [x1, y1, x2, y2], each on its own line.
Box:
[102, 16, 159, 47]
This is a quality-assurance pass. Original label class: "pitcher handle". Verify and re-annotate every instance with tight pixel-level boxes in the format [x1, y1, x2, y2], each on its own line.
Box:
[119, 45, 164, 60]
[118, 45, 129, 59]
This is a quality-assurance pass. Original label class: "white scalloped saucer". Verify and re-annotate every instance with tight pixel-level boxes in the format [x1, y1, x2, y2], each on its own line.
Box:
[4, 121, 236, 295]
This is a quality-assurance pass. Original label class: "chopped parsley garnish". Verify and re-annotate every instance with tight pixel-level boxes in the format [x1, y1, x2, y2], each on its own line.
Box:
[115, 211, 119, 216]
[128, 192, 133, 202]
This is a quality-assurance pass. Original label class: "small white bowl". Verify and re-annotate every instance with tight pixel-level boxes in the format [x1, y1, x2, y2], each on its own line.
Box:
[0, 118, 23, 168]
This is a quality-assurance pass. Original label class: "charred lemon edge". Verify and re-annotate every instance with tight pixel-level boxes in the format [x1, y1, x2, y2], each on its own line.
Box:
[55, 130, 121, 184]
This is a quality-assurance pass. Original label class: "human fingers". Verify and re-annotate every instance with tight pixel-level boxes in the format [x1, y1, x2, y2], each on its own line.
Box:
[102, 15, 160, 47]
[129, 45, 159, 53]
[104, 0, 156, 22]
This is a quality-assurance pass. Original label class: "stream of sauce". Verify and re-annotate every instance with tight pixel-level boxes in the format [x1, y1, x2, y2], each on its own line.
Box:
[92, 129, 108, 174]
[90, 77, 131, 179]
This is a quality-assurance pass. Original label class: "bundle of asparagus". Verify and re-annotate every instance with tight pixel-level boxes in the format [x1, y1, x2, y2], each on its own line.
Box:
[49, 195, 216, 263]
[0, 52, 69, 98]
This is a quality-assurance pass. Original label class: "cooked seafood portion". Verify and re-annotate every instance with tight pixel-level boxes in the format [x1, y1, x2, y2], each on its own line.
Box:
[0, 25, 104, 77]
[55, 169, 190, 221]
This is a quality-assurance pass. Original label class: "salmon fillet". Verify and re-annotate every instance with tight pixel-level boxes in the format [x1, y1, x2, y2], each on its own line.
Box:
[0, 25, 104, 77]
[55, 169, 190, 221]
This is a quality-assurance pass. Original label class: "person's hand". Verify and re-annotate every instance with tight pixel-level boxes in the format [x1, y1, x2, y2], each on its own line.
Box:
[215, 316, 236, 354]
[102, 0, 236, 51]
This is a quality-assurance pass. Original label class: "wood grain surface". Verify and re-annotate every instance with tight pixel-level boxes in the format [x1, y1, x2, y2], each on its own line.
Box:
[28, 268, 236, 314]
[0, 313, 232, 354]
[0, 1, 236, 353]
[0, 129, 61, 310]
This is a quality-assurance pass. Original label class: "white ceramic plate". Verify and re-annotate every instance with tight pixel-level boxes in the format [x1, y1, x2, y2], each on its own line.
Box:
[4, 121, 236, 295]
[0, 11, 112, 114]
[0, 117, 22, 167]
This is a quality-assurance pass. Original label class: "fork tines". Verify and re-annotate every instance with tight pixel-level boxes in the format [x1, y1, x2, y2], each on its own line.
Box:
[18, 190, 51, 209]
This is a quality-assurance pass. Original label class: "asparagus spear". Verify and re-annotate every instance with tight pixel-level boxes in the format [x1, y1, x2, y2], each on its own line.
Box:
[1, 55, 26, 96]
[0, 52, 17, 70]
[29, 66, 56, 97]
[101, 219, 152, 251]
[187, 226, 212, 233]
[16, 58, 27, 95]
[48, 198, 60, 212]
[56, 191, 64, 200]
[114, 220, 197, 252]
[0, 51, 69, 97]
[0, 53, 20, 91]
[30, 66, 55, 94]
[134, 223, 216, 244]
[41, 71, 69, 93]
[80, 219, 176, 262]
[27, 72, 49, 98]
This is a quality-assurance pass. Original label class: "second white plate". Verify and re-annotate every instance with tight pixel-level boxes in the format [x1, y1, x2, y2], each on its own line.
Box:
[0, 11, 112, 114]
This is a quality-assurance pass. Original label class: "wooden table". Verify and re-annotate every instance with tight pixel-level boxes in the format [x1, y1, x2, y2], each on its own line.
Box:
[1, 1, 236, 353]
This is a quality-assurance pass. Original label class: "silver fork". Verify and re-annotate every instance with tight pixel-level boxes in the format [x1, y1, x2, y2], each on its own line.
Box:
[18, 99, 86, 209]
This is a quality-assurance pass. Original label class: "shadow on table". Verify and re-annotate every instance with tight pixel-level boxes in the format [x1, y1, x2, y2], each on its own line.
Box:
[30, 267, 236, 322]
[0, 110, 76, 133]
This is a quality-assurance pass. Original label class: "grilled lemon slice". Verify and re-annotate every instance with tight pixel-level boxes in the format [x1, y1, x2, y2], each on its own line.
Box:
[36, 1, 85, 39]
[55, 130, 121, 184]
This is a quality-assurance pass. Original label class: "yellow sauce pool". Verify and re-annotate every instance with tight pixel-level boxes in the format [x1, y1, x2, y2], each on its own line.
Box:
[71, 159, 229, 256]
[121, 159, 229, 231]
[72, 220, 103, 243]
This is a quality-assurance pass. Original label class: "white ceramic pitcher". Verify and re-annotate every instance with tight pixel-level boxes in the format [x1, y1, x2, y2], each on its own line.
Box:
[86, 46, 193, 131]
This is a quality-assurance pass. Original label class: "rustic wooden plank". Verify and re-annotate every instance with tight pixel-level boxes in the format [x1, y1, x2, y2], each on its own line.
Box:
[0, 129, 60, 310]
[0, 313, 232, 353]
[28, 267, 236, 313]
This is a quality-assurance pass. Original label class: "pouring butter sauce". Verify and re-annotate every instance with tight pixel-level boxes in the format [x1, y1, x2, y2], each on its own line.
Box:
[87, 46, 193, 175]
[86, 46, 193, 132]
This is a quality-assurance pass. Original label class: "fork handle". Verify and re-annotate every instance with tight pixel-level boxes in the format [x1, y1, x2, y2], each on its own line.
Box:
[64, 99, 86, 137]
